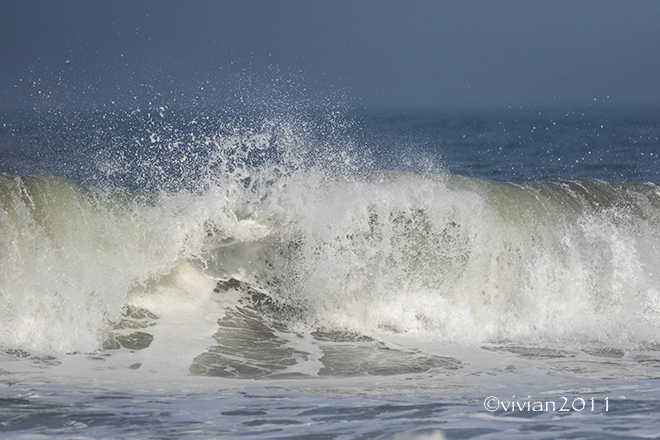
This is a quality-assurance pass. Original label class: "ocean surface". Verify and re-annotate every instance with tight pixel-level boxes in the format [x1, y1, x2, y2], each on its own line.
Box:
[2, 104, 660, 439]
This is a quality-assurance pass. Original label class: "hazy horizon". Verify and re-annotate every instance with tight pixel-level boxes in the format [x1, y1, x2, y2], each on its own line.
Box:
[2, 1, 660, 112]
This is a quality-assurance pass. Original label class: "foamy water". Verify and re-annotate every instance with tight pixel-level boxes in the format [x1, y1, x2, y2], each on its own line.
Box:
[2, 106, 660, 438]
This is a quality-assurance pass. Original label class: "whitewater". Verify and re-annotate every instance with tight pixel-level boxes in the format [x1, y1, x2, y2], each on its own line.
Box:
[2, 105, 660, 439]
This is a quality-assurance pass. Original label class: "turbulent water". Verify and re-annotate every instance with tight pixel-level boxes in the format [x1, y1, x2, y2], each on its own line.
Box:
[2, 105, 660, 439]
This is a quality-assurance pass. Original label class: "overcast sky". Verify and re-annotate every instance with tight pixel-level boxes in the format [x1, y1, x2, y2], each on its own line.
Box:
[2, 0, 660, 112]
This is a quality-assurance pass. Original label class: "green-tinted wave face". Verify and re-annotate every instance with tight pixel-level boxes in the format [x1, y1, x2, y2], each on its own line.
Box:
[4, 168, 660, 359]
[4, 170, 660, 357]
[4, 107, 660, 363]
[267, 174, 660, 350]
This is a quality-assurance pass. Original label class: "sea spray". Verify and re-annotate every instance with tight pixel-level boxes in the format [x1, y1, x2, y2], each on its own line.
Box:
[4, 107, 660, 358]
[0, 106, 365, 355]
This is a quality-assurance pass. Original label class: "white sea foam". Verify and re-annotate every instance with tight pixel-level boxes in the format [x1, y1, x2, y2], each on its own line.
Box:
[4, 166, 660, 359]
[3, 109, 660, 360]
[4, 108, 660, 439]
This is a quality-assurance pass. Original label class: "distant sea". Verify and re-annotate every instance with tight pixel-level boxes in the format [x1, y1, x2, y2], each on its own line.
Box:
[2, 104, 660, 439]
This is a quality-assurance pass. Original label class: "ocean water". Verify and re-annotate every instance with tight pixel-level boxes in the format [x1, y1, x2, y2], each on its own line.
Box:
[2, 104, 660, 439]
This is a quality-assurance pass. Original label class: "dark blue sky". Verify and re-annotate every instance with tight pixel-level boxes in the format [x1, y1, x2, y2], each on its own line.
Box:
[2, 0, 660, 111]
